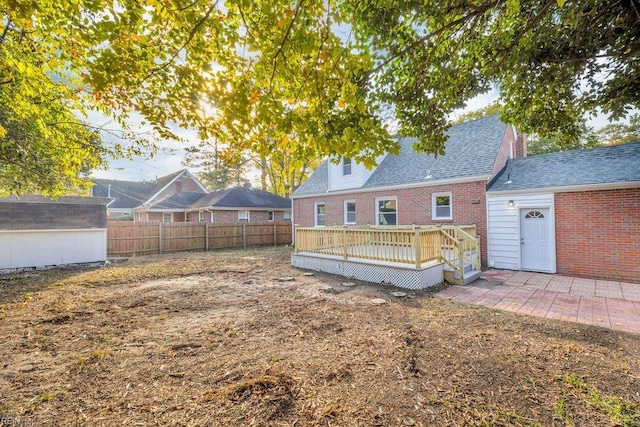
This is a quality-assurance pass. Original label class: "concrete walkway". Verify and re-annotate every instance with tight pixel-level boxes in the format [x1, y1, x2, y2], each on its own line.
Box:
[436, 270, 640, 334]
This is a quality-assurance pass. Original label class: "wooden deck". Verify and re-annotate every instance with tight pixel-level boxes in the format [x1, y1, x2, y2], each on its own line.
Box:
[293, 225, 482, 287]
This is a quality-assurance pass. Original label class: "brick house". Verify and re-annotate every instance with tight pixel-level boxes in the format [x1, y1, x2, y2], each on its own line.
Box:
[92, 169, 291, 223]
[137, 185, 292, 223]
[292, 116, 524, 265]
[92, 169, 207, 219]
[486, 142, 640, 283]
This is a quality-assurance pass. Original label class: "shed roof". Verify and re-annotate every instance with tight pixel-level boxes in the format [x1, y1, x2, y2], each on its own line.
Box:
[487, 141, 640, 192]
[0, 195, 112, 205]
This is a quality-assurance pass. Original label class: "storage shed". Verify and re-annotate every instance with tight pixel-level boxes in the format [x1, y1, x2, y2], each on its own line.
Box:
[0, 196, 111, 270]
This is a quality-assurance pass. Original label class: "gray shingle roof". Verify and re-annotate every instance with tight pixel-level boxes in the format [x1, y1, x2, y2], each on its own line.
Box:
[92, 169, 186, 209]
[487, 141, 640, 192]
[292, 115, 508, 197]
[0, 195, 112, 205]
[147, 192, 208, 210]
[292, 161, 329, 197]
[188, 187, 291, 210]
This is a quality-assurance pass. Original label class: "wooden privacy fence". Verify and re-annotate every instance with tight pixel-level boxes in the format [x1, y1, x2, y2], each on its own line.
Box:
[294, 225, 480, 280]
[108, 221, 292, 257]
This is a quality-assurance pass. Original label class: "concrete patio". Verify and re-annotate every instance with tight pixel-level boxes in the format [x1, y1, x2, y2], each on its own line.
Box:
[436, 269, 640, 334]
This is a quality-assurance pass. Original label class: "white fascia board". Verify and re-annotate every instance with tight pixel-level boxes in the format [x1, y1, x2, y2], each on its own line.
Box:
[291, 175, 489, 199]
[136, 208, 185, 213]
[487, 181, 640, 196]
[0, 228, 108, 233]
[189, 207, 292, 212]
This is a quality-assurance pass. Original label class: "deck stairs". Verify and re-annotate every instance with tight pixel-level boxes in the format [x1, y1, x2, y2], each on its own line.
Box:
[441, 248, 482, 286]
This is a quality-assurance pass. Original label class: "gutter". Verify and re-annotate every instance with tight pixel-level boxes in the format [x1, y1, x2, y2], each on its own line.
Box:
[292, 175, 490, 199]
[487, 181, 640, 196]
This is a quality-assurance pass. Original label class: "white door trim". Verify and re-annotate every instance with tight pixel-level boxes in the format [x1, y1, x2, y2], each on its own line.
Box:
[518, 206, 556, 273]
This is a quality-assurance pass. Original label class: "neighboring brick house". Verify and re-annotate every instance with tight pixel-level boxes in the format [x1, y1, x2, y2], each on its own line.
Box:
[292, 116, 525, 265]
[91, 169, 207, 219]
[180, 186, 292, 223]
[92, 168, 292, 223]
[486, 142, 640, 283]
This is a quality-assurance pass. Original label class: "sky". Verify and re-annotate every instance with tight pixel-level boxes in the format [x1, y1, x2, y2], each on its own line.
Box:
[90, 86, 618, 184]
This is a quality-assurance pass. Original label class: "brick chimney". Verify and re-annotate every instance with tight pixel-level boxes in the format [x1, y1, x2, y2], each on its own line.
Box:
[514, 132, 527, 158]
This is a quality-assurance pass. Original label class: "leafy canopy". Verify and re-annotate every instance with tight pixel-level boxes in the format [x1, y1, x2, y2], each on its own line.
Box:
[345, 0, 640, 152]
[1, 0, 639, 195]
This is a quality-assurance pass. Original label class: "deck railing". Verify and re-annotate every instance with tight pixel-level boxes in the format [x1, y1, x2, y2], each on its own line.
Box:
[294, 224, 480, 279]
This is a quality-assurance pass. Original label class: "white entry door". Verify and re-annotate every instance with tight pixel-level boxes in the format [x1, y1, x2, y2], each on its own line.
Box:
[520, 208, 551, 272]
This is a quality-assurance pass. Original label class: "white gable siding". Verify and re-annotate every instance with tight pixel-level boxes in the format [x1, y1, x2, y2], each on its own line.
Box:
[328, 154, 386, 191]
[486, 193, 555, 271]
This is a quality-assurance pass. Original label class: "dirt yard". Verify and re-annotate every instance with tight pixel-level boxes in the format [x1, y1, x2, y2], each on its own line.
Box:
[0, 247, 638, 426]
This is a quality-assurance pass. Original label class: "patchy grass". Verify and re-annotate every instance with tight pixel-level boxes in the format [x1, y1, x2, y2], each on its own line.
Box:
[0, 246, 639, 426]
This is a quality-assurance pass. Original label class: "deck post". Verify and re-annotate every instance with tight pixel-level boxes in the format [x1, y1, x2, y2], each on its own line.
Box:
[294, 225, 299, 253]
[436, 225, 442, 262]
[457, 238, 464, 280]
[414, 226, 421, 268]
[475, 235, 481, 270]
[343, 225, 348, 260]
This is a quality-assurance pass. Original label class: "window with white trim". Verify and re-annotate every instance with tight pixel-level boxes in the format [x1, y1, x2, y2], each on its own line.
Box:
[268, 211, 274, 221]
[198, 211, 204, 222]
[342, 158, 352, 175]
[283, 211, 291, 221]
[238, 210, 250, 222]
[314, 203, 326, 227]
[376, 197, 397, 225]
[344, 200, 356, 224]
[432, 192, 452, 220]
[162, 213, 172, 223]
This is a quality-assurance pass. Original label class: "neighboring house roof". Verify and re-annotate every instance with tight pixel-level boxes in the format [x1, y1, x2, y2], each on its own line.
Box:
[144, 192, 208, 210]
[92, 169, 202, 209]
[293, 115, 508, 197]
[487, 141, 640, 192]
[189, 187, 292, 210]
[92, 179, 157, 209]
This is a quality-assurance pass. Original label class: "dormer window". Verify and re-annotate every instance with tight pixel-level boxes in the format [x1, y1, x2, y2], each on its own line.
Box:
[342, 158, 352, 176]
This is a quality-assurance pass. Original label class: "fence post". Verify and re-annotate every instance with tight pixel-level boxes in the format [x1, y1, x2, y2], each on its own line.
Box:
[242, 223, 246, 249]
[205, 223, 209, 251]
[273, 222, 277, 247]
[159, 223, 163, 254]
[414, 226, 421, 268]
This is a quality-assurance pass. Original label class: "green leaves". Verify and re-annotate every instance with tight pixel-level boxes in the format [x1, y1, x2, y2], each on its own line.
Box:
[2, 0, 638, 196]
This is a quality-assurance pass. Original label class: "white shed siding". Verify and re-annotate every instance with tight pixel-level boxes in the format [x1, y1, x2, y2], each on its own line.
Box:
[328, 154, 387, 192]
[486, 193, 555, 271]
[0, 229, 107, 270]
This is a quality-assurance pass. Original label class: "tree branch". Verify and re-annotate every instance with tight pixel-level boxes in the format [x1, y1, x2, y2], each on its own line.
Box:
[136, 2, 218, 86]
[270, 0, 307, 93]
[364, 0, 500, 78]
